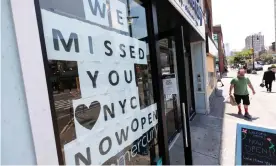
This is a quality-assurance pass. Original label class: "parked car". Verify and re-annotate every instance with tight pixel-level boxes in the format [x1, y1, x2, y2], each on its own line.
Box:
[256, 61, 264, 65]
[247, 62, 263, 73]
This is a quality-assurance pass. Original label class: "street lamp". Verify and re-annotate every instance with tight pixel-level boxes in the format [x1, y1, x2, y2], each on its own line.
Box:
[251, 35, 259, 74]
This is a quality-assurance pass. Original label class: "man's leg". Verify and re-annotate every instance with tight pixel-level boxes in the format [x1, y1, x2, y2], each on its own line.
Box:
[221, 80, 224, 87]
[268, 81, 272, 92]
[234, 95, 242, 115]
[265, 81, 269, 92]
[243, 95, 251, 119]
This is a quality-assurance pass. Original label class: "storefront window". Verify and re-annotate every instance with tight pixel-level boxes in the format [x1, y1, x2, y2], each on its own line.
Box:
[37, 0, 160, 164]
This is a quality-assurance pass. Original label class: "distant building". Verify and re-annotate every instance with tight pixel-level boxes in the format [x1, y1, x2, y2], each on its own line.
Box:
[275, 0, 276, 44]
[245, 33, 265, 54]
[230, 51, 236, 56]
[213, 25, 227, 73]
[272, 42, 276, 51]
[224, 43, 231, 56]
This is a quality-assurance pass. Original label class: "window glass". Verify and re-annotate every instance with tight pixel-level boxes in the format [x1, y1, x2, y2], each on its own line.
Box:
[37, 0, 160, 164]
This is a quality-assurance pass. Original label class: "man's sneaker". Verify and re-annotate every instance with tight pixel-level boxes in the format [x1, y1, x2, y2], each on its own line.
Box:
[244, 112, 252, 119]
[238, 111, 242, 115]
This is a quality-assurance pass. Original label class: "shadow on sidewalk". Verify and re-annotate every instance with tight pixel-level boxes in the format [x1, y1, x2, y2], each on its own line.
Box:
[261, 91, 276, 93]
[189, 88, 227, 164]
[226, 113, 260, 121]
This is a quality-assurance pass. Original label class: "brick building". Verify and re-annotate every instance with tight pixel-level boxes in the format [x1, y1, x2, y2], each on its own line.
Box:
[204, 0, 219, 106]
[213, 25, 226, 73]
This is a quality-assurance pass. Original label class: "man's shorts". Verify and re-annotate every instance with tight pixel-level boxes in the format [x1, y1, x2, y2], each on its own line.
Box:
[234, 94, 250, 105]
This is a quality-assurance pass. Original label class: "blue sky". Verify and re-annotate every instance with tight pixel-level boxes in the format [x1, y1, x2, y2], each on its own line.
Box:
[212, 0, 275, 51]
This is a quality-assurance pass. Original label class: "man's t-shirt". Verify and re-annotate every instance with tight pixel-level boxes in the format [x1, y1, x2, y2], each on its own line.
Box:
[230, 77, 251, 95]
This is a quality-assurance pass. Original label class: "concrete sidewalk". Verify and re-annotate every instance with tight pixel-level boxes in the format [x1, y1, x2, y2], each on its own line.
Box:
[189, 69, 276, 165]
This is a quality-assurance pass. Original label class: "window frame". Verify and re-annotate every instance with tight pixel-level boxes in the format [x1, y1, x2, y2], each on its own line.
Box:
[10, 0, 60, 164]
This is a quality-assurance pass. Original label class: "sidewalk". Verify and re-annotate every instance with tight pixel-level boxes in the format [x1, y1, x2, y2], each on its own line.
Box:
[190, 69, 276, 165]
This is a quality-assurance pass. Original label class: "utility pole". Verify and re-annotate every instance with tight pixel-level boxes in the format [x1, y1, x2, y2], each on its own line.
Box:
[252, 35, 255, 70]
[251, 35, 258, 74]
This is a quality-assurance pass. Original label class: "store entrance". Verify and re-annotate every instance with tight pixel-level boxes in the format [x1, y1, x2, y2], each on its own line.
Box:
[157, 27, 193, 164]
[159, 35, 181, 143]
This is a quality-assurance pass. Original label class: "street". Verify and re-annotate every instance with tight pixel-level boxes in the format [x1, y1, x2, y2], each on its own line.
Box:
[189, 65, 276, 165]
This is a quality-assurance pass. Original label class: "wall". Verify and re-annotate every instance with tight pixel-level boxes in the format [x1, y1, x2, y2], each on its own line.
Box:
[206, 56, 215, 71]
[206, 55, 216, 98]
[1, 0, 36, 164]
[191, 42, 209, 114]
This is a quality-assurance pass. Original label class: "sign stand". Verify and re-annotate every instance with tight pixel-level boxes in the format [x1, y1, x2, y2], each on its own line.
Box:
[236, 123, 276, 165]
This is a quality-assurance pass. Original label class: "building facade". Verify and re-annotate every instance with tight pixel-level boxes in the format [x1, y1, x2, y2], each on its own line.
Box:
[245, 33, 265, 54]
[204, 0, 218, 114]
[213, 25, 226, 73]
[2, 0, 212, 165]
[275, 0, 276, 44]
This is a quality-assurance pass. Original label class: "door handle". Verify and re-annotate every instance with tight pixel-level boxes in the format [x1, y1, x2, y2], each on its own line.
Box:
[182, 103, 189, 147]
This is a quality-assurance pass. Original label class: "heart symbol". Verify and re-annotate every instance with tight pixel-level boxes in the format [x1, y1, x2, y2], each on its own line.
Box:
[75, 101, 101, 130]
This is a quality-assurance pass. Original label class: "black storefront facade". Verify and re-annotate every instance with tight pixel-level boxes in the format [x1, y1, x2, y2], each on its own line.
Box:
[9, 0, 207, 165]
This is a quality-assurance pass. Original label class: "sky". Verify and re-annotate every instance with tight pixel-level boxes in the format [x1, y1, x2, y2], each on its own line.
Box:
[212, 0, 275, 51]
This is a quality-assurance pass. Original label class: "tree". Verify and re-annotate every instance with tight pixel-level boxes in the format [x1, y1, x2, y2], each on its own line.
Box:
[259, 53, 273, 64]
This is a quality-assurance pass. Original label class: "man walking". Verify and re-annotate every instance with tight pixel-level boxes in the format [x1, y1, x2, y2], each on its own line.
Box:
[216, 66, 224, 87]
[262, 67, 275, 92]
[229, 69, 256, 119]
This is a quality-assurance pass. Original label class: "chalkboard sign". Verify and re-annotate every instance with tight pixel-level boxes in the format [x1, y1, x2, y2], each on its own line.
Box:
[236, 124, 276, 165]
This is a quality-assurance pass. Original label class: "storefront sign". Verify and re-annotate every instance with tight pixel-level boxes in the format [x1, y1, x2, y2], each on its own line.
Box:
[236, 124, 276, 165]
[186, 0, 203, 26]
[169, 0, 205, 39]
[40, 0, 158, 164]
[213, 34, 218, 48]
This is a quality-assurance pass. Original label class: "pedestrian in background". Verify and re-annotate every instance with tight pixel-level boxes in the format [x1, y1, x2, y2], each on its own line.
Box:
[229, 69, 256, 119]
[216, 70, 224, 87]
[262, 67, 276, 92]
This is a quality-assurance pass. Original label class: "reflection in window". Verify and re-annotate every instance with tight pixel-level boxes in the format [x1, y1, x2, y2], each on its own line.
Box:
[49, 60, 80, 146]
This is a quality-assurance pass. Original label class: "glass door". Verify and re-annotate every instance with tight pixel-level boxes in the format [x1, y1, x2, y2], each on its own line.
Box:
[159, 36, 182, 143]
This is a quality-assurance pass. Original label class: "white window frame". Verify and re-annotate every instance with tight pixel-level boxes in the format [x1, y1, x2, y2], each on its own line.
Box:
[10, 0, 59, 164]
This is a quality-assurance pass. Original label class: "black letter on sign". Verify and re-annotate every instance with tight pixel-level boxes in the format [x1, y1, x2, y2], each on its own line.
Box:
[130, 96, 137, 109]
[153, 110, 158, 120]
[124, 70, 132, 83]
[119, 99, 126, 114]
[116, 10, 123, 25]
[108, 70, 119, 86]
[99, 136, 112, 155]
[131, 118, 139, 132]
[115, 127, 129, 145]
[148, 113, 152, 124]
[75, 147, 91, 165]
[129, 45, 135, 58]
[141, 117, 146, 129]
[138, 48, 145, 59]
[52, 29, 79, 52]
[104, 40, 113, 56]
[119, 44, 126, 57]
[88, 0, 106, 18]
[86, 71, 99, 88]
[88, 36, 93, 54]
[103, 103, 115, 121]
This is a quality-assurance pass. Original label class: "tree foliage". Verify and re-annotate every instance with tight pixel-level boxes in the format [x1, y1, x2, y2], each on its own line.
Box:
[259, 53, 274, 63]
[228, 49, 253, 65]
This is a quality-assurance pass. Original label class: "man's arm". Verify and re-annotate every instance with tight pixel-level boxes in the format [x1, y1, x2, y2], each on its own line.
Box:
[247, 78, 256, 94]
[248, 84, 256, 95]
[229, 79, 235, 95]
[229, 84, 234, 95]
[262, 72, 266, 82]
